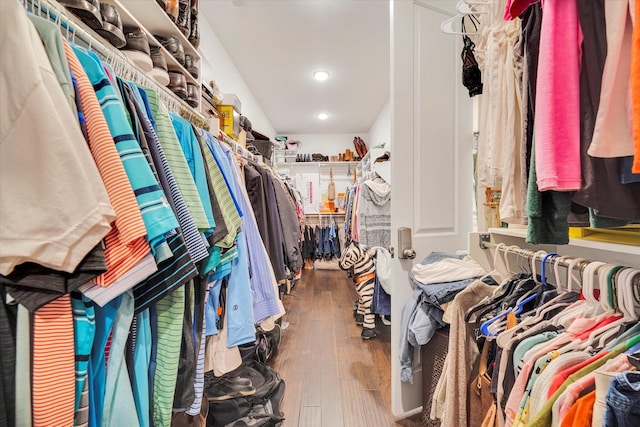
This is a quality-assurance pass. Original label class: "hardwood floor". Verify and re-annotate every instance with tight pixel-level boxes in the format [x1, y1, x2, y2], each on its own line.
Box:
[270, 269, 427, 427]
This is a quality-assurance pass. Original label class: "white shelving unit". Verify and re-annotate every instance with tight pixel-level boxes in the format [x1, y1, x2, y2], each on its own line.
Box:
[275, 162, 358, 215]
[104, 0, 201, 105]
[122, 0, 200, 60]
[355, 147, 391, 184]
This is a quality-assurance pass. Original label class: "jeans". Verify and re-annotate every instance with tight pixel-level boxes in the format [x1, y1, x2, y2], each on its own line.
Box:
[603, 371, 640, 427]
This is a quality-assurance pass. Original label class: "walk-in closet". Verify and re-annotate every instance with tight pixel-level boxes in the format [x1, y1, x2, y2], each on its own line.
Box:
[1, 1, 639, 427]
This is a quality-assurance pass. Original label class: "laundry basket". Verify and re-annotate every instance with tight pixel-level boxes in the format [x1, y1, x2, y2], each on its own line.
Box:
[421, 326, 450, 426]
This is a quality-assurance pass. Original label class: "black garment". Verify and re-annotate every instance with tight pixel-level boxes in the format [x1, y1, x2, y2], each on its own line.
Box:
[254, 164, 287, 282]
[133, 233, 198, 313]
[521, 3, 542, 180]
[244, 165, 271, 250]
[0, 291, 17, 427]
[572, 0, 640, 222]
[0, 244, 106, 312]
[314, 225, 323, 260]
[302, 226, 316, 261]
[271, 178, 302, 273]
[173, 279, 196, 410]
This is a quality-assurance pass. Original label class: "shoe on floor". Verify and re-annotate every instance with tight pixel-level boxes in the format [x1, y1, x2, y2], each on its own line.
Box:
[355, 314, 364, 325]
[361, 328, 376, 340]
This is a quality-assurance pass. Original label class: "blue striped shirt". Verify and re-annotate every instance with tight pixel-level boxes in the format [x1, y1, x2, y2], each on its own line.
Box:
[73, 45, 178, 253]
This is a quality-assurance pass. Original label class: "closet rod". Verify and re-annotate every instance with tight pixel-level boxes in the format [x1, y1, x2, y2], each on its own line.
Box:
[21, 0, 209, 130]
[478, 234, 640, 287]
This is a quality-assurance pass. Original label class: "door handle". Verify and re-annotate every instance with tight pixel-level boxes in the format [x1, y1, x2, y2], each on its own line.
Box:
[398, 227, 416, 259]
[402, 249, 416, 260]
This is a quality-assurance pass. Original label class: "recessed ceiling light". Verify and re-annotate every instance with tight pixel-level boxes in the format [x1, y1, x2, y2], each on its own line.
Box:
[317, 112, 330, 120]
[313, 70, 330, 81]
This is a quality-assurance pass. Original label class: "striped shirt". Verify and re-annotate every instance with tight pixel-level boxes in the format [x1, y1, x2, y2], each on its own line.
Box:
[73, 45, 179, 253]
[196, 128, 242, 249]
[153, 285, 185, 427]
[142, 90, 210, 232]
[169, 113, 215, 231]
[133, 233, 198, 313]
[186, 300, 207, 416]
[79, 254, 158, 306]
[64, 40, 152, 288]
[133, 85, 209, 265]
[32, 295, 76, 427]
[70, 292, 95, 416]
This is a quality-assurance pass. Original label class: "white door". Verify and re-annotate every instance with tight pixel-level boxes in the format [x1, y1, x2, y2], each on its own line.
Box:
[390, 0, 474, 417]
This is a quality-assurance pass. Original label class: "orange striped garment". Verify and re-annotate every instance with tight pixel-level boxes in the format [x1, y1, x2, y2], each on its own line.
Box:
[63, 40, 150, 287]
[32, 294, 75, 426]
[633, 0, 640, 173]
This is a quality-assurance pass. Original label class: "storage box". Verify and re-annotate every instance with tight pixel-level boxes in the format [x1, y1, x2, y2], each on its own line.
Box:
[218, 105, 240, 140]
[222, 93, 241, 114]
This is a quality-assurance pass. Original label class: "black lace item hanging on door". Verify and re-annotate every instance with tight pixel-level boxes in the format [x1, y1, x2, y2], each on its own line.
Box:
[461, 14, 483, 97]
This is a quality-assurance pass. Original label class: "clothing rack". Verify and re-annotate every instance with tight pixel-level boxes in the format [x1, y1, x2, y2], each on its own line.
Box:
[478, 233, 640, 288]
[21, 0, 210, 130]
[219, 132, 263, 164]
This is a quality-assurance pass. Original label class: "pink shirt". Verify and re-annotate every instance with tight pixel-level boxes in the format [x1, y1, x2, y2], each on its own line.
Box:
[534, 0, 584, 191]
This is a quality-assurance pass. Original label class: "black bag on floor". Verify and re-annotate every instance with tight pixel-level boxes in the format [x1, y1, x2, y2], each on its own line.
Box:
[238, 323, 282, 364]
[205, 360, 285, 427]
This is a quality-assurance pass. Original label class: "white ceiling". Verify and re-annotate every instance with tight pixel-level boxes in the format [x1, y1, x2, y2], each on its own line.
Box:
[199, 0, 390, 135]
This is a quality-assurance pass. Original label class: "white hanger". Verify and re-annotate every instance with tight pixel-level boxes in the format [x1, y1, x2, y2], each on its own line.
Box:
[556, 262, 611, 354]
[597, 264, 618, 313]
[496, 256, 573, 347]
[456, 0, 489, 14]
[593, 268, 640, 350]
[552, 258, 589, 327]
[440, 12, 480, 36]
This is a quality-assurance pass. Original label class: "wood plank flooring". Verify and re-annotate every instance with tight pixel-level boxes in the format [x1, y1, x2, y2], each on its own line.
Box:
[269, 269, 426, 427]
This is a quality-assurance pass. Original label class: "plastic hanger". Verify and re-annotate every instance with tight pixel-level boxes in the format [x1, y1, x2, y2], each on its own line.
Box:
[482, 249, 542, 336]
[480, 293, 538, 337]
[556, 262, 615, 354]
[552, 257, 590, 327]
[464, 243, 511, 322]
[489, 252, 558, 336]
[594, 269, 640, 350]
[597, 264, 618, 313]
[440, 13, 479, 36]
[515, 255, 573, 325]
[456, 0, 489, 14]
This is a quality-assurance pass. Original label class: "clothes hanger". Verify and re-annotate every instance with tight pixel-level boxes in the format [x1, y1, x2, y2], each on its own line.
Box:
[440, 13, 479, 36]
[597, 264, 618, 313]
[482, 249, 542, 335]
[487, 251, 555, 335]
[520, 254, 570, 318]
[480, 293, 538, 337]
[551, 257, 591, 327]
[555, 261, 618, 354]
[593, 269, 640, 350]
[464, 243, 515, 322]
[456, 0, 489, 14]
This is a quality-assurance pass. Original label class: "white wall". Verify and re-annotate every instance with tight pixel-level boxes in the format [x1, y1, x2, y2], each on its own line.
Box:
[283, 133, 359, 156]
[367, 98, 391, 151]
[198, 15, 277, 138]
